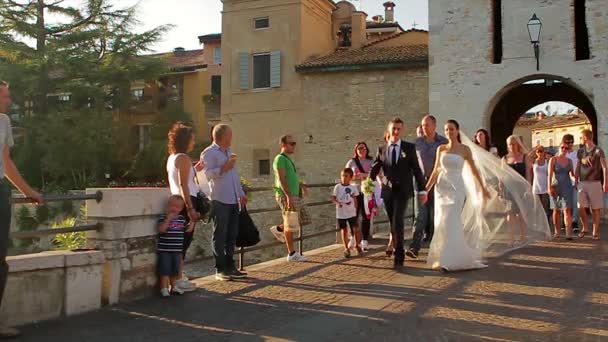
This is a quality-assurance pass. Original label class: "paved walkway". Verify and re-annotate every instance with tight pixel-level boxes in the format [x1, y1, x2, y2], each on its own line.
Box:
[18, 236, 607, 342]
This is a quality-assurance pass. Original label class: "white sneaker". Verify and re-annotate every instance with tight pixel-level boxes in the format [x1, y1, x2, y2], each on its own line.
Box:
[270, 225, 286, 243]
[180, 273, 190, 282]
[176, 279, 197, 292]
[286, 252, 307, 262]
[347, 236, 356, 249]
[361, 240, 369, 251]
[160, 288, 170, 298]
[171, 286, 185, 295]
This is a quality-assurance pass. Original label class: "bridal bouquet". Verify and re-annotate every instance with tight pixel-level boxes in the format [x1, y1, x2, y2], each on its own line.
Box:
[361, 178, 377, 219]
[361, 178, 375, 195]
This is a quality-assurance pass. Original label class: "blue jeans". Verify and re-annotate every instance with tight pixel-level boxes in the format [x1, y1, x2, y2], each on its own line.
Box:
[410, 189, 435, 252]
[211, 201, 239, 272]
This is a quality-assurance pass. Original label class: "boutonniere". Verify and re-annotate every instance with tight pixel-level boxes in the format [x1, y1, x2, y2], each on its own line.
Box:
[401, 151, 407, 159]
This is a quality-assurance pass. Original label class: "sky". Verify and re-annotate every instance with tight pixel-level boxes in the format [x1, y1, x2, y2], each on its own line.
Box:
[528, 101, 577, 115]
[128, 0, 429, 52]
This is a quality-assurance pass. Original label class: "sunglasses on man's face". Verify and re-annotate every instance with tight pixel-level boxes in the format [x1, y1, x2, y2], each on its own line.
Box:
[287, 142, 297, 146]
[565, 141, 574, 145]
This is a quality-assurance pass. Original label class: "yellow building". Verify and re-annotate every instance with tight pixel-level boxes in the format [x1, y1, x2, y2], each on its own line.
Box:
[123, 47, 215, 151]
[221, 0, 429, 181]
[530, 112, 592, 150]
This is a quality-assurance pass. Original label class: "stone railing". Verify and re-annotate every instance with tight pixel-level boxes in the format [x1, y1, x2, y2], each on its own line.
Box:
[0, 186, 396, 326]
[0, 250, 104, 327]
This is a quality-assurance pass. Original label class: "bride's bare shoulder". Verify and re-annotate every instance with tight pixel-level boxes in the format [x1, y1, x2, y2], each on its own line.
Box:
[459, 145, 473, 158]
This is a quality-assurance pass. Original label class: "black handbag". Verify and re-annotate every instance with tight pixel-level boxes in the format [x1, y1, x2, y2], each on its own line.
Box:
[236, 206, 260, 247]
[192, 167, 211, 219]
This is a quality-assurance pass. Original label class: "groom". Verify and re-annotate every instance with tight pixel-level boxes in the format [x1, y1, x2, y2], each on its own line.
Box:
[370, 118, 427, 268]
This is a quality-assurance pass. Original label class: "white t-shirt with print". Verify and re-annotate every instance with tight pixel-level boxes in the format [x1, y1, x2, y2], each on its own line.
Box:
[333, 183, 359, 219]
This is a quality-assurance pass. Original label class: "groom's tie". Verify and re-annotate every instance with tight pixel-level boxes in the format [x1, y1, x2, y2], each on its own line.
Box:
[391, 144, 398, 166]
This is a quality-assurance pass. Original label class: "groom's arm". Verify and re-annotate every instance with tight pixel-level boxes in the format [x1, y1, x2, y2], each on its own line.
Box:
[408, 144, 426, 193]
[369, 147, 383, 180]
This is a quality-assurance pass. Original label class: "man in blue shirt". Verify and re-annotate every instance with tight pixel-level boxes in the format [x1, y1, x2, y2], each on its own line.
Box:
[407, 115, 448, 259]
[202, 124, 247, 281]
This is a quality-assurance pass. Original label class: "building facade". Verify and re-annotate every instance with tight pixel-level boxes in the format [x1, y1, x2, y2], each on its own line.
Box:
[221, 0, 429, 182]
[429, 0, 607, 154]
[531, 112, 592, 150]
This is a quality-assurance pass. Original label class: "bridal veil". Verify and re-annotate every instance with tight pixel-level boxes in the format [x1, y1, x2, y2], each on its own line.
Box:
[459, 133, 551, 257]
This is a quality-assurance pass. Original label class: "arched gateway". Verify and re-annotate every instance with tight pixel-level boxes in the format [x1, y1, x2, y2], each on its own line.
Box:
[487, 75, 598, 154]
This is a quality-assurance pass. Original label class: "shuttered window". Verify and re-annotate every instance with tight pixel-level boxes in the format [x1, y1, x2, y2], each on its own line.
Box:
[241, 51, 281, 90]
[253, 53, 271, 89]
[239, 53, 249, 90]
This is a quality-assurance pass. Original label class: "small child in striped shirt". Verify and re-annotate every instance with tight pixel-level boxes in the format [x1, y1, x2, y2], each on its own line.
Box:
[157, 195, 192, 298]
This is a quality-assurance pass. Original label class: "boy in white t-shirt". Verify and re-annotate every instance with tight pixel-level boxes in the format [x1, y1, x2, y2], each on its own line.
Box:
[332, 168, 363, 258]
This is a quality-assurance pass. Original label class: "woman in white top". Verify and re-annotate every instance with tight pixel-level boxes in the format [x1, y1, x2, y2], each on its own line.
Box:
[530, 146, 551, 219]
[166, 122, 204, 291]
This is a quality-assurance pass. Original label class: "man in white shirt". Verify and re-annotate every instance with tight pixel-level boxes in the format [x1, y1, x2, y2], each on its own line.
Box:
[562, 134, 580, 231]
[0, 81, 44, 338]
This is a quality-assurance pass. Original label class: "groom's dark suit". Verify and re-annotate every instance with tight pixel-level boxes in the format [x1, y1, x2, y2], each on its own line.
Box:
[370, 140, 426, 266]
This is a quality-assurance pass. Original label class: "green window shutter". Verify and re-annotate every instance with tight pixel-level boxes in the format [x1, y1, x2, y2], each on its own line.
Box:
[270, 50, 281, 88]
[239, 53, 250, 90]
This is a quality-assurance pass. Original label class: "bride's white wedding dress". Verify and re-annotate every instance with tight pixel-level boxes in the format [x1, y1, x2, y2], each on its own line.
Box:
[427, 153, 487, 271]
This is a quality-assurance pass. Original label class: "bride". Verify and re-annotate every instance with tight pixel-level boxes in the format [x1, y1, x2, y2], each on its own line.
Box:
[424, 120, 551, 271]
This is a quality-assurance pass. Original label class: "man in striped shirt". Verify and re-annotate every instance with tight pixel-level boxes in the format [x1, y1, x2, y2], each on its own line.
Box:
[157, 195, 192, 297]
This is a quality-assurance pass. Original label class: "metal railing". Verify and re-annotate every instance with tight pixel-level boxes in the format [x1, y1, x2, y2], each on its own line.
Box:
[9, 191, 104, 239]
[186, 184, 416, 271]
[9, 185, 417, 271]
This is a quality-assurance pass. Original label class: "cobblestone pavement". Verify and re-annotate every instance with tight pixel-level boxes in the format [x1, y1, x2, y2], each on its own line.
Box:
[17, 236, 607, 342]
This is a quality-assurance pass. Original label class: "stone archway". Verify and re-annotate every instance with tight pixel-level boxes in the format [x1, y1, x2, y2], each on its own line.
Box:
[487, 75, 598, 155]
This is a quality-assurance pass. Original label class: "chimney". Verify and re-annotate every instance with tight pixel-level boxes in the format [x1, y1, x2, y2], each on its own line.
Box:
[383, 1, 396, 23]
[174, 47, 186, 56]
[351, 11, 368, 49]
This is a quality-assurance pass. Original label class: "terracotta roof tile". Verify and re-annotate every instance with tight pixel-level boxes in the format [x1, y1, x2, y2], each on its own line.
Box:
[145, 49, 206, 71]
[530, 114, 590, 130]
[363, 29, 428, 48]
[296, 44, 427, 72]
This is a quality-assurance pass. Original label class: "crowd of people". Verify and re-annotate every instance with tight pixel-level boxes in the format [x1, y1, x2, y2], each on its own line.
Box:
[158, 114, 607, 297]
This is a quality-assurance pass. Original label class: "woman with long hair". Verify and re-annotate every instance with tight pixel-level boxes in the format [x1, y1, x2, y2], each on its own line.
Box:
[474, 129, 498, 156]
[346, 141, 374, 251]
[547, 142, 575, 239]
[531, 146, 551, 220]
[424, 119, 489, 271]
[502, 135, 532, 243]
[425, 120, 550, 270]
[166, 122, 203, 292]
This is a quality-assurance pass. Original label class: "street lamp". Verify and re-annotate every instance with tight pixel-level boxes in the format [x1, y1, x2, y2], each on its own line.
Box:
[527, 13, 542, 71]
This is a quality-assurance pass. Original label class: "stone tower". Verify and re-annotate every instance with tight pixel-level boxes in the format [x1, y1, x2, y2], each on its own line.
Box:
[429, 0, 607, 153]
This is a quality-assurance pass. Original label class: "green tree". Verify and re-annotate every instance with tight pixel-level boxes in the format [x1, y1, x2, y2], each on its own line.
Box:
[125, 102, 203, 183]
[0, 0, 172, 190]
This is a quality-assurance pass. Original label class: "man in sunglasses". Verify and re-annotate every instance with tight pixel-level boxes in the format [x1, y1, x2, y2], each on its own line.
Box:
[270, 135, 311, 262]
[562, 134, 580, 232]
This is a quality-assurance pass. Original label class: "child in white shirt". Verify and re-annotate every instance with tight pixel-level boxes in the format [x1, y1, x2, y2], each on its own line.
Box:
[332, 168, 363, 258]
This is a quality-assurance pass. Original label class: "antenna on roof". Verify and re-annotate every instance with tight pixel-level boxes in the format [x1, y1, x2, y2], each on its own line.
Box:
[412, 21, 418, 29]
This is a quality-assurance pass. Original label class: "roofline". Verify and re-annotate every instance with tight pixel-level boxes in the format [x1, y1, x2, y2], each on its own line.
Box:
[165, 64, 208, 74]
[295, 59, 428, 73]
[531, 121, 591, 130]
[198, 33, 222, 44]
